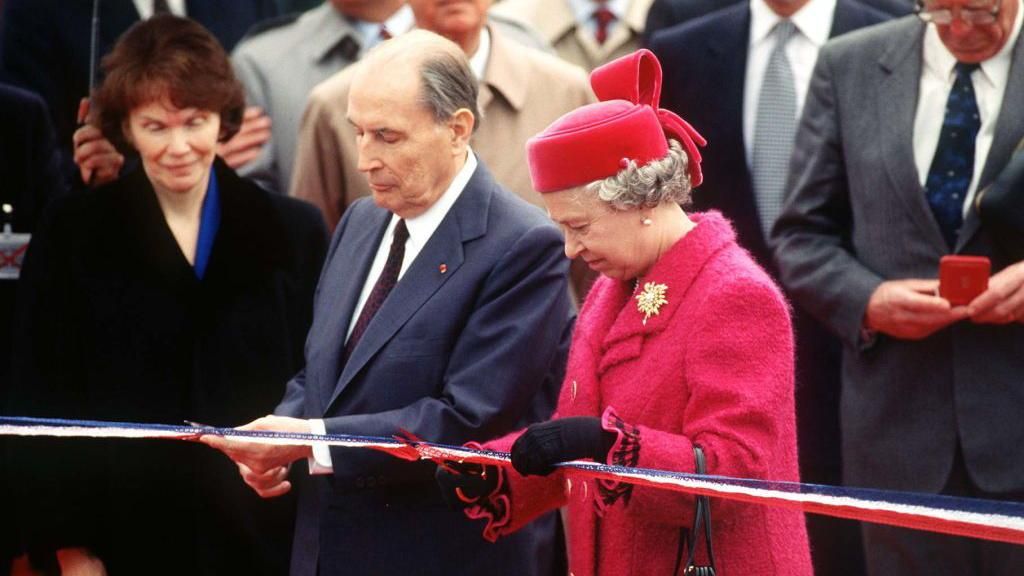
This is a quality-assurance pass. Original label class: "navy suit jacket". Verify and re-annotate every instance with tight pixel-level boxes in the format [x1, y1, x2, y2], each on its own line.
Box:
[651, 0, 890, 272]
[276, 160, 573, 576]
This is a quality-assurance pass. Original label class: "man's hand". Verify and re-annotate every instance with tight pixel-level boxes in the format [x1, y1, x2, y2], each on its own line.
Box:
[865, 279, 968, 340]
[216, 106, 271, 169]
[968, 261, 1024, 324]
[72, 123, 124, 187]
[236, 461, 293, 499]
[200, 415, 312, 497]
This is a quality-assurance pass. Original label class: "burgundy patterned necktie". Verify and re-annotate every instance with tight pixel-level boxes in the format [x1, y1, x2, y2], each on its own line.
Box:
[153, 0, 171, 15]
[594, 4, 615, 45]
[343, 219, 409, 363]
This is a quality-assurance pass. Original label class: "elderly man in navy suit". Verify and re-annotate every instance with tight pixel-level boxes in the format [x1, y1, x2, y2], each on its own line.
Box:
[203, 30, 572, 576]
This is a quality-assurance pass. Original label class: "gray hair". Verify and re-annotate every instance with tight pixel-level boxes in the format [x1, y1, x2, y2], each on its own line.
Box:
[360, 30, 481, 132]
[590, 139, 692, 210]
[418, 51, 481, 133]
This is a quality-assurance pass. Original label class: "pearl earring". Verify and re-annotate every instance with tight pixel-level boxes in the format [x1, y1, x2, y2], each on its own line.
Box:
[641, 217, 653, 226]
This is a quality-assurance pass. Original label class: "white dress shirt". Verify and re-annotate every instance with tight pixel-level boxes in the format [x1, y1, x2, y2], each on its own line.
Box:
[568, 0, 631, 39]
[468, 27, 492, 79]
[743, 0, 837, 165]
[132, 0, 186, 19]
[310, 151, 479, 472]
[913, 3, 1023, 217]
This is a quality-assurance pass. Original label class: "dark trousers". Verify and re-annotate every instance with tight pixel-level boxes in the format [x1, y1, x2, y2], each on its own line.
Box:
[862, 445, 1024, 575]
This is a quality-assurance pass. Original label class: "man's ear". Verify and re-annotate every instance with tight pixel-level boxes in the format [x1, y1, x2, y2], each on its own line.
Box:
[449, 108, 475, 152]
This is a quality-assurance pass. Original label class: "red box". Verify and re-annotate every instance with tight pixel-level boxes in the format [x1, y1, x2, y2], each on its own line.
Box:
[939, 255, 990, 306]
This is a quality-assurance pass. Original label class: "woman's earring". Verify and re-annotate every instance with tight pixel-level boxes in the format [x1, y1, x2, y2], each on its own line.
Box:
[641, 217, 653, 226]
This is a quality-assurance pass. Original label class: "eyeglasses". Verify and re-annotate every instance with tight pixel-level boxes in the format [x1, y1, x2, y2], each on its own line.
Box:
[916, 0, 1001, 25]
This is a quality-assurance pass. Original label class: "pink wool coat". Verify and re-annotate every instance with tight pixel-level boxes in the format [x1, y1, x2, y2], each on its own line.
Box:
[471, 212, 813, 576]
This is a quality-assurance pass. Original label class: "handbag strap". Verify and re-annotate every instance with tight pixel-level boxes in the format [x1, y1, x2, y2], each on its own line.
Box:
[684, 445, 717, 575]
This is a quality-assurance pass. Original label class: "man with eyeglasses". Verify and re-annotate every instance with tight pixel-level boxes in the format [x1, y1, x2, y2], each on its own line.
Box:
[771, 0, 1024, 573]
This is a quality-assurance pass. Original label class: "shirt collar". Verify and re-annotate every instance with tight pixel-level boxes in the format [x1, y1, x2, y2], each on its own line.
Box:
[353, 4, 415, 54]
[402, 149, 478, 243]
[568, 0, 630, 24]
[468, 27, 491, 79]
[749, 0, 837, 48]
[923, 0, 1023, 89]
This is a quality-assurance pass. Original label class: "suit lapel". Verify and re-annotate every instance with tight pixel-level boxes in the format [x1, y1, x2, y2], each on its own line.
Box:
[325, 164, 492, 412]
[316, 210, 390, 411]
[202, 160, 285, 291]
[957, 32, 1024, 251]
[876, 21, 950, 253]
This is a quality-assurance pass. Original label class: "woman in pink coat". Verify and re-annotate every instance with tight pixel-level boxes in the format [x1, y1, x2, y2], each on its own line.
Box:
[437, 49, 813, 576]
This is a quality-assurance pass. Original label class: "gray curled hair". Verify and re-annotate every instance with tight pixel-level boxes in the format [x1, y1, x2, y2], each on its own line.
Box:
[590, 139, 692, 210]
[418, 51, 482, 134]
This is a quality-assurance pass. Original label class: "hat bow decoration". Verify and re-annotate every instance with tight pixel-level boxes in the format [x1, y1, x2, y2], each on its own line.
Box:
[590, 49, 706, 188]
[526, 49, 706, 193]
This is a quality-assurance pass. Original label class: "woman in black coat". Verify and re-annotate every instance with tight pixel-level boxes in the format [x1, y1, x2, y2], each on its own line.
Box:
[9, 16, 327, 575]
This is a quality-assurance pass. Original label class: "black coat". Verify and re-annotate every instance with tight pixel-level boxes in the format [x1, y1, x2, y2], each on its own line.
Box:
[0, 80, 66, 574]
[9, 159, 327, 575]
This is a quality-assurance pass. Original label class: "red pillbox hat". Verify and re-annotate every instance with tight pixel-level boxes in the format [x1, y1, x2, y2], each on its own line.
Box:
[527, 49, 706, 194]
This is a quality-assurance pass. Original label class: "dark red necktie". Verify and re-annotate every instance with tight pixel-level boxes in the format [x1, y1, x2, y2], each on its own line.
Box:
[594, 5, 615, 45]
[343, 219, 409, 362]
[153, 0, 171, 15]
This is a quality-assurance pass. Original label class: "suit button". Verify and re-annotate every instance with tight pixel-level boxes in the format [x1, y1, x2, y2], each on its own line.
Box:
[377, 475, 386, 487]
[366, 476, 377, 488]
[355, 477, 365, 489]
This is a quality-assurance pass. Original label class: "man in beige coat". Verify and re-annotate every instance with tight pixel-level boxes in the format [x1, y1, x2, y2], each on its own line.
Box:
[490, 0, 654, 71]
[290, 0, 594, 231]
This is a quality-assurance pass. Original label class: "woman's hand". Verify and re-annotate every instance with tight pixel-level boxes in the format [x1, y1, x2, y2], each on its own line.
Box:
[510, 417, 616, 476]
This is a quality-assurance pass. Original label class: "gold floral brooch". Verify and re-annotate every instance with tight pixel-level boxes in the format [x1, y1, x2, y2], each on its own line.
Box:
[635, 281, 668, 325]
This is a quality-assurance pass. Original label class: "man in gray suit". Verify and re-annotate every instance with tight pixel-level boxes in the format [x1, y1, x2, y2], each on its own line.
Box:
[772, 0, 1024, 573]
[231, 0, 411, 194]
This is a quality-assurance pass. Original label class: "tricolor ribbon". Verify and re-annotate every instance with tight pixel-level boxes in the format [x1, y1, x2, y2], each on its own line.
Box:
[3, 416, 1024, 546]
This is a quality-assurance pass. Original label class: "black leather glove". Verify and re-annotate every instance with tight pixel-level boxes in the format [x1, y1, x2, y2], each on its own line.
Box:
[510, 417, 617, 477]
[435, 460, 500, 510]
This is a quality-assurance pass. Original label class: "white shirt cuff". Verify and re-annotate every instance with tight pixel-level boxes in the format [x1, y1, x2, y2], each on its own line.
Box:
[307, 418, 333, 475]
